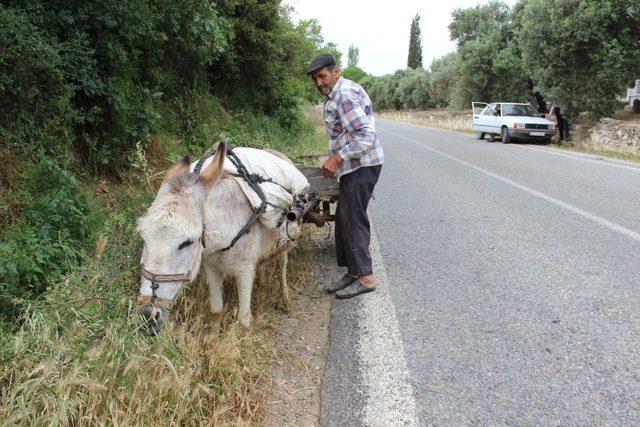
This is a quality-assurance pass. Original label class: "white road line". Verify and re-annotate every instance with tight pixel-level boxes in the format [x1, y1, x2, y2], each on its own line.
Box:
[358, 225, 419, 426]
[516, 144, 640, 173]
[380, 128, 640, 244]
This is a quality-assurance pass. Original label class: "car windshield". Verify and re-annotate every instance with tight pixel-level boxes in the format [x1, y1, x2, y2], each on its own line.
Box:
[501, 104, 539, 117]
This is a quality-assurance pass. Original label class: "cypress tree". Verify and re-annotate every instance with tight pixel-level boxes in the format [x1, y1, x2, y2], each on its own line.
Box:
[407, 14, 423, 69]
[348, 44, 360, 67]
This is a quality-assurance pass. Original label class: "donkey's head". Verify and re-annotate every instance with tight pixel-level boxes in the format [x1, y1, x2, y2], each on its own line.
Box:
[136, 141, 226, 334]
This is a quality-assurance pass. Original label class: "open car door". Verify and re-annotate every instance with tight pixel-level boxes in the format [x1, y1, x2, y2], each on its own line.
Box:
[471, 102, 489, 131]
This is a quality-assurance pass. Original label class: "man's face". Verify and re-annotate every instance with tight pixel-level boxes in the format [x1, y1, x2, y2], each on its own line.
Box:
[311, 66, 340, 96]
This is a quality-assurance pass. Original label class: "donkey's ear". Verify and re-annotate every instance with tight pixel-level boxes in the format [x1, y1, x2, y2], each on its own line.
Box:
[159, 157, 191, 194]
[199, 140, 227, 188]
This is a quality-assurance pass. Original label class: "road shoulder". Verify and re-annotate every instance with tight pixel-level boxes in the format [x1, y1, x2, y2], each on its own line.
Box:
[266, 227, 333, 426]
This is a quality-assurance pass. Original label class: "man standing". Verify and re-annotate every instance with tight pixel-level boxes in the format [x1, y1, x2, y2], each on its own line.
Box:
[549, 103, 568, 142]
[307, 53, 384, 299]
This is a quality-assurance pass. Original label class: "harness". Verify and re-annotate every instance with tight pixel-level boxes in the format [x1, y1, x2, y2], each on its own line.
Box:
[137, 249, 201, 314]
[138, 144, 296, 315]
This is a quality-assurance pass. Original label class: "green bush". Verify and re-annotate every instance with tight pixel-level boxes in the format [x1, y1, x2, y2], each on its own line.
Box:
[0, 6, 76, 156]
[0, 159, 103, 320]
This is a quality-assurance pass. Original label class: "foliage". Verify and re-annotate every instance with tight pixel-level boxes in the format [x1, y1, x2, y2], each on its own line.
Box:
[447, 1, 532, 108]
[0, 157, 104, 319]
[449, 0, 511, 47]
[0, 105, 326, 424]
[342, 65, 368, 84]
[348, 44, 360, 67]
[1, 1, 332, 169]
[0, 200, 276, 425]
[272, 17, 342, 103]
[0, 0, 332, 322]
[0, 0, 331, 422]
[407, 13, 423, 69]
[362, 68, 434, 111]
[0, 6, 76, 157]
[429, 53, 458, 107]
[520, 0, 640, 117]
[368, 0, 639, 119]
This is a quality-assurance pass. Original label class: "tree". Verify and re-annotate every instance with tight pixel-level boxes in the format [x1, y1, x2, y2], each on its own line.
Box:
[520, 0, 640, 118]
[449, 1, 510, 47]
[430, 53, 458, 107]
[407, 14, 423, 69]
[446, 1, 532, 108]
[347, 44, 360, 67]
[342, 65, 367, 83]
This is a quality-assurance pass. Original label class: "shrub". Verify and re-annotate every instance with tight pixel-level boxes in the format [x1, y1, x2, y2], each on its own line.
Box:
[0, 159, 103, 320]
[0, 6, 76, 156]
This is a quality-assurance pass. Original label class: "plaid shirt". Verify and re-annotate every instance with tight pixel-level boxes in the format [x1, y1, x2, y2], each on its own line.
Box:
[324, 77, 384, 179]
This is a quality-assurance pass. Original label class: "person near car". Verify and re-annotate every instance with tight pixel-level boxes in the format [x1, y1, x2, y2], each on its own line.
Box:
[306, 53, 384, 299]
[549, 104, 569, 141]
[488, 105, 501, 141]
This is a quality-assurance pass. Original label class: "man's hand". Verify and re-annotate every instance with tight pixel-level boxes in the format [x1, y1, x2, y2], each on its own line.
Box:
[322, 153, 343, 178]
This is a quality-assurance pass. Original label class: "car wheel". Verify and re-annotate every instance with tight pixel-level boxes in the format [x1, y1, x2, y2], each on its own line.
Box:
[634, 99, 640, 114]
[542, 138, 551, 145]
[477, 131, 485, 140]
[501, 126, 511, 144]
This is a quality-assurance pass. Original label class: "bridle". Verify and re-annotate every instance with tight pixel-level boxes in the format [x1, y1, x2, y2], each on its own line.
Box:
[137, 231, 206, 316]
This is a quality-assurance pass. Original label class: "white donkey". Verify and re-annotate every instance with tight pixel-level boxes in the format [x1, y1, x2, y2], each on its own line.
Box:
[136, 141, 295, 334]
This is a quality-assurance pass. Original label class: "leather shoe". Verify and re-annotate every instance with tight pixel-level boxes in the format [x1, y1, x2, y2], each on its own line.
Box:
[325, 274, 355, 293]
[335, 280, 376, 299]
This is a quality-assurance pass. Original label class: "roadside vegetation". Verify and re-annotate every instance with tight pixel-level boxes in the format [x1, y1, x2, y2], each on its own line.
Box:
[0, 0, 330, 424]
[350, 0, 640, 121]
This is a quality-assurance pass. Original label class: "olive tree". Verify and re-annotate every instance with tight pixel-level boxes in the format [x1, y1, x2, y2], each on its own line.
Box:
[520, 0, 640, 118]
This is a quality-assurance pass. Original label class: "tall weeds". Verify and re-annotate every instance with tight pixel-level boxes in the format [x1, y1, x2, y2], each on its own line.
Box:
[0, 108, 326, 425]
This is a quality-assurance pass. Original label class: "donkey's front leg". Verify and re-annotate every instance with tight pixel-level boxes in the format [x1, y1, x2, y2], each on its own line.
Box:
[235, 266, 255, 328]
[280, 252, 290, 310]
[203, 262, 224, 333]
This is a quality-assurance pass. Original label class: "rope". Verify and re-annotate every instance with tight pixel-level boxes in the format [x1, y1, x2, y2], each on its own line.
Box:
[222, 146, 294, 251]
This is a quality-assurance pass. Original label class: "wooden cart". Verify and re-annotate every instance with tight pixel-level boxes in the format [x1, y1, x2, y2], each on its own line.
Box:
[294, 166, 339, 226]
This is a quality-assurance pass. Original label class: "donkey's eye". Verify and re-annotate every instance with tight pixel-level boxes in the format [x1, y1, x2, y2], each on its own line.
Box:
[178, 240, 193, 250]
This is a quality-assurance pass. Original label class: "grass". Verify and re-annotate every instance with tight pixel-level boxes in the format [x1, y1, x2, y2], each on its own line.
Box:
[0, 107, 328, 425]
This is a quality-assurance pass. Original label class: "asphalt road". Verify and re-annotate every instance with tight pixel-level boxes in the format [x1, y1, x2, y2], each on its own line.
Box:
[320, 119, 640, 425]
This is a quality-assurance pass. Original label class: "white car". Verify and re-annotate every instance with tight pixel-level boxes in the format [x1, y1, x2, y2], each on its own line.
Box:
[472, 102, 557, 144]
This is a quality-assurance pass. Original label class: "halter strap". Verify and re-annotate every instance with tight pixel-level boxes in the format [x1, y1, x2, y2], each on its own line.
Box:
[140, 265, 192, 283]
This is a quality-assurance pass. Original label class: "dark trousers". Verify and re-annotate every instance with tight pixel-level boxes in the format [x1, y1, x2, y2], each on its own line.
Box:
[335, 165, 382, 276]
[557, 115, 566, 140]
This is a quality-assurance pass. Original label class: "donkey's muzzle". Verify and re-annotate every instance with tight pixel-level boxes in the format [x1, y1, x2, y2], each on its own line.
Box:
[138, 304, 170, 335]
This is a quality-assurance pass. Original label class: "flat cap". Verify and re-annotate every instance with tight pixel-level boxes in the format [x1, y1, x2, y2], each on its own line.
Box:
[306, 53, 336, 75]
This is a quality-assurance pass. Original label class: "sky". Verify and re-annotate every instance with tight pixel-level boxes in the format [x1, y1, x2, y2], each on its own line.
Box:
[284, 0, 516, 76]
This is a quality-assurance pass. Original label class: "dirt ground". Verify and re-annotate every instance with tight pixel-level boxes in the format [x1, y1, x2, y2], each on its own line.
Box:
[266, 226, 335, 426]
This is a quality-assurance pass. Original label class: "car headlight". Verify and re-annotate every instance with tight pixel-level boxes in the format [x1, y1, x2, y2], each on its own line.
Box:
[512, 123, 526, 129]
[548, 124, 557, 129]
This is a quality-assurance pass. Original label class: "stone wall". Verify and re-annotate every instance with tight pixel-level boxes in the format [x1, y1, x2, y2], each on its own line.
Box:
[580, 118, 640, 155]
[378, 110, 473, 133]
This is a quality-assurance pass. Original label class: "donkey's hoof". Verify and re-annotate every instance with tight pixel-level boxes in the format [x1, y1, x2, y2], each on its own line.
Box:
[239, 315, 253, 330]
